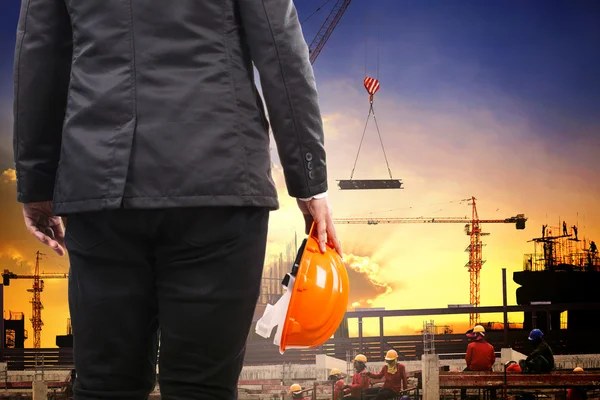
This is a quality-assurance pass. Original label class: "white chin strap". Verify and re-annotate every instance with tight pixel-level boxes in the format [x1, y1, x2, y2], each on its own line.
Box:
[255, 274, 296, 354]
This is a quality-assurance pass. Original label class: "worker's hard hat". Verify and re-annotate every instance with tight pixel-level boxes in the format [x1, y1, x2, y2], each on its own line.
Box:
[528, 328, 543, 341]
[352, 354, 367, 363]
[330, 368, 342, 376]
[573, 367, 584, 372]
[473, 325, 485, 334]
[506, 363, 522, 372]
[385, 349, 398, 361]
[289, 383, 302, 393]
[255, 223, 349, 354]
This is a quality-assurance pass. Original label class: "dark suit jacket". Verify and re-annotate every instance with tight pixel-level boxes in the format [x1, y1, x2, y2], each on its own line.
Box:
[13, 0, 327, 215]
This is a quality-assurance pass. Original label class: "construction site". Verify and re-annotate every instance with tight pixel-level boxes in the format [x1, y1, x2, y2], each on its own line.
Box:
[1, 0, 599, 399]
[2, 202, 599, 398]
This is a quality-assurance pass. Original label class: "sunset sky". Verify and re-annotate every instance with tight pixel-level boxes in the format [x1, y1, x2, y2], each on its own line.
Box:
[1, 0, 599, 347]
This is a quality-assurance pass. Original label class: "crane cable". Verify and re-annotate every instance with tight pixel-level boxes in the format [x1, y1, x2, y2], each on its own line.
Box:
[350, 0, 393, 180]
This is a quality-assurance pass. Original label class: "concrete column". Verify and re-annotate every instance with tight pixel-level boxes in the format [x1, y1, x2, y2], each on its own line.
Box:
[421, 354, 439, 400]
[32, 381, 48, 400]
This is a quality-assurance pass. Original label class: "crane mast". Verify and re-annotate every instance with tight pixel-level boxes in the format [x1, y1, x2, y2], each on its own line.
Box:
[308, 0, 352, 64]
[333, 197, 527, 326]
[2, 251, 69, 348]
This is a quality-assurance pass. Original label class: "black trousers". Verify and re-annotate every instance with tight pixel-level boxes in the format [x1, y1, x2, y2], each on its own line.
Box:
[65, 207, 270, 400]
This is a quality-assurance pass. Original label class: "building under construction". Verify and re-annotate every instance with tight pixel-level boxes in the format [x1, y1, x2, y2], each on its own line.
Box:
[515, 221, 600, 336]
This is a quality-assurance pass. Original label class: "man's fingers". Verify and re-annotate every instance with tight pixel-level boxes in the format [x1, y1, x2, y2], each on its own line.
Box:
[26, 223, 66, 256]
[328, 225, 343, 256]
[317, 219, 327, 253]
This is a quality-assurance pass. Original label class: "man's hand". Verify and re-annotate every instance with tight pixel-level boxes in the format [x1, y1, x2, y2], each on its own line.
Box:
[296, 196, 342, 255]
[22, 201, 67, 256]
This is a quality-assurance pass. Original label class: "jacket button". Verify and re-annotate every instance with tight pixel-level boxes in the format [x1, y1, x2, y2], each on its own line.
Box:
[308, 170, 314, 179]
[307, 161, 313, 170]
[305, 152, 313, 161]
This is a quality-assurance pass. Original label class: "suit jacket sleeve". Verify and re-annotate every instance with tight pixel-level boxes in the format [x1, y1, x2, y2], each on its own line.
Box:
[237, 0, 328, 199]
[13, 0, 72, 203]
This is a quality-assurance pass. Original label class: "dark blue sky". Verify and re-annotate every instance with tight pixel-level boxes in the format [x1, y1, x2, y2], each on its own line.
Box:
[1, 0, 599, 142]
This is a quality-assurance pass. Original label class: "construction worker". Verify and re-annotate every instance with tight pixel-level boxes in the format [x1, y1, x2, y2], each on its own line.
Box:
[328, 368, 345, 400]
[465, 325, 496, 371]
[364, 349, 408, 399]
[519, 329, 554, 373]
[567, 367, 587, 400]
[462, 325, 496, 400]
[289, 383, 309, 400]
[343, 354, 370, 399]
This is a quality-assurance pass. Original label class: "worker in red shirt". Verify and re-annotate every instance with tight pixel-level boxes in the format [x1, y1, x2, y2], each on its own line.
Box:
[567, 367, 587, 400]
[364, 349, 408, 399]
[342, 354, 370, 399]
[462, 325, 496, 400]
[328, 368, 345, 400]
[289, 383, 309, 400]
[465, 325, 496, 371]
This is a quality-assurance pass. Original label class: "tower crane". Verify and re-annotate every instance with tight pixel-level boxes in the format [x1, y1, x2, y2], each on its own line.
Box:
[307, 0, 352, 65]
[333, 196, 528, 326]
[2, 251, 68, 348]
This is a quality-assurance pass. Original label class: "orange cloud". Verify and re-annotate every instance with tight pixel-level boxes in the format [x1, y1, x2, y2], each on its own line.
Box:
[2, 168, 16, 183]
[344, 253, 393, 308]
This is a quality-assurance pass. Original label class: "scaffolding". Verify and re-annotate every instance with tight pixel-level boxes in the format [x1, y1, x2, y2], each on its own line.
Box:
[423, 320, 435, 355]
[523, 222, 599, 272]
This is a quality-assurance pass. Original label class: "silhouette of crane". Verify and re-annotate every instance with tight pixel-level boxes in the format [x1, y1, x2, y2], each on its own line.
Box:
[2, 251, 68, 348]
[333, 196, 527, 326]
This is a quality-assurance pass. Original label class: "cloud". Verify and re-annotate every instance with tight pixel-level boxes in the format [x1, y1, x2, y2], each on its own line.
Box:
[344, 253, 394, 308]
[2, 168, 15, 183]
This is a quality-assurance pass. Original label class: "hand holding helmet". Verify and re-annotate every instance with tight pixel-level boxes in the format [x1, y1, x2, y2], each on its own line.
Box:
[296, 196, 342, 255]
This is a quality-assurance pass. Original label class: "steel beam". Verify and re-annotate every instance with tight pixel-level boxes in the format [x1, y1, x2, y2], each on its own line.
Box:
[439, 371, 600, 388]
[345, 303, 600, 319]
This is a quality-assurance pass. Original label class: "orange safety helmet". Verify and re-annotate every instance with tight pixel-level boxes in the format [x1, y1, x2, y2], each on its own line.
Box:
[290, 383, 302, 394]
[385, 349, 398, 361]
[255, 222, 349, 354]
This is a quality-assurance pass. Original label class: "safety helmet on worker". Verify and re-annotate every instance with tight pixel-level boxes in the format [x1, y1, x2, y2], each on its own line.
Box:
[385, 349, 398, 361]
[329, 368, 342, 377]
[290, 383, 302, 394]
[473, 325, 485, 335]
[573, 367, 584, 372]
[255, 222, 349, 354]
[528, 328, 543, 341]
[353, 354, 367, 363]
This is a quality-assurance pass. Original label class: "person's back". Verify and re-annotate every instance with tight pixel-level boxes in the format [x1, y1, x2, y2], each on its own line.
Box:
[13, 1, 341, 399]
[15, 0, 325, 213]
[466, 341, 496, 371]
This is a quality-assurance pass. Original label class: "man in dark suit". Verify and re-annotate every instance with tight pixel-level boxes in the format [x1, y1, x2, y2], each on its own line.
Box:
[13, 0, 341, 399]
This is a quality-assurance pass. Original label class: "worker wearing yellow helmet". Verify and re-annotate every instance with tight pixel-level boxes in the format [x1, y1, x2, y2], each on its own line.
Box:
[341, 354, 370, 399]
[567, 367, 586, 400]
[289, 383, 308, 400]
[363, 349, 409, 399]
[465, 325, 496, 372]
[328, 368, 345, 400]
